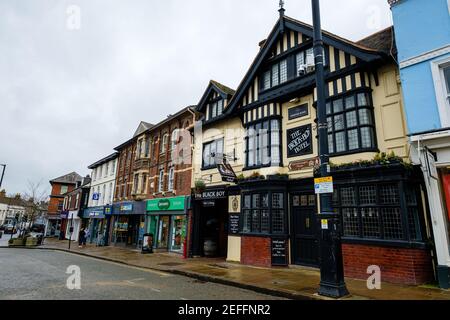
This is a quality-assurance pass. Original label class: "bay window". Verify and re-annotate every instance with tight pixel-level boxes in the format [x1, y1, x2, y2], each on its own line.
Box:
[245, 119, 281, 169]
[334, 182, 424, 242]
[327, 91, 376, 155]
[202, 139, 224, 170]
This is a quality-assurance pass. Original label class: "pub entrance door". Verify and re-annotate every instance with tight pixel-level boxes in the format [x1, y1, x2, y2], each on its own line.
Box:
[291, 192, 319, 267]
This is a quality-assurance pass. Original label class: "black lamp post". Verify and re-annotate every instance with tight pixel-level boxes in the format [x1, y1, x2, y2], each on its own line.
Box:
[311, 0, 349, 298]
[0, 164, 6, 189]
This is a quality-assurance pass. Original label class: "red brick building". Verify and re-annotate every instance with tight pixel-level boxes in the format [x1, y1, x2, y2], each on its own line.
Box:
[47, 172, 82, 238]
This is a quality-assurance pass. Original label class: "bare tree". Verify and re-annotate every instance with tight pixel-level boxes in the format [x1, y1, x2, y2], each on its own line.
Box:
[20, 179, 49, 236]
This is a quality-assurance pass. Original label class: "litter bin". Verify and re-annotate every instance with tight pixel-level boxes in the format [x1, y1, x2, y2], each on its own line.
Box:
[142, 233, 153, 254]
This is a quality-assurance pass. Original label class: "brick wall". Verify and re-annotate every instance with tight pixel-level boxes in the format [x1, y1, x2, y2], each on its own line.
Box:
[241, 236, 271, 267]
[342, 243, 434, 285]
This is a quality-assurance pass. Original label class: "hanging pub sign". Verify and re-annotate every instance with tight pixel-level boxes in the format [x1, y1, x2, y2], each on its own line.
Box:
[217, 158, 238, 183]
[287, 124, 313, 158]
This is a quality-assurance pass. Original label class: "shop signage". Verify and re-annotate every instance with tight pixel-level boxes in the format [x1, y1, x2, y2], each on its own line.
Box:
[120, 204, 133, 212]
[228, 195, 241, 213]
[202, 200, 216, 207]
[217, 159, 238, 183]
[104, 207, 112, 215]
[271, 238, 288, 266]
[147, 196, 186, 212]
[288, 157, 319, 172]
[228, 214, 240, 235]
[314, 176, 334, 194]
[195, 189, 227, 200]
[89, 211, 103, 217]
[288, 104, 309, 120]
[92, 193, 100, 201]
[287, 124, 313, 158]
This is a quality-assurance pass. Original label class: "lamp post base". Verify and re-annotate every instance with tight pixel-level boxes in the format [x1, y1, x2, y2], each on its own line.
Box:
[318, 281, 350, 299]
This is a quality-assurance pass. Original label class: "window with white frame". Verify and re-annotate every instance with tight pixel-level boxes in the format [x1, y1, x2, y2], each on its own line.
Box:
[202, 139, 224, 169]
[209, 99, 224, 120]
[432, 58, 450, 127]
[158, 170, 165, 192]
[161, 134, 168, 154]
[133, 174, 139, 194]
[245, 119, 281, 168]
[168, 167, 175, 191]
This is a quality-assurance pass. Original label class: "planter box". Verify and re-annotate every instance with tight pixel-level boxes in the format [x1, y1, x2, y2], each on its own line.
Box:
[9, 239, 25, 247]
[25, 237, 38, 247]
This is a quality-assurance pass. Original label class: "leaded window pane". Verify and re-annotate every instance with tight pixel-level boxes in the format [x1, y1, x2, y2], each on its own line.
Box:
[261, 210, 270, 233]
[244, 195, 251, 209]
[263, 71, 271, 90]
[379, 185, 400, 204]
[346, 111, 357, 128]
[272, 210, 285, 233]
[361, 127, 374, 148]
[359, 109, 372, 125]
[272, 64, 279, 86]
[333, 99, 344, 112]
[327, 117, 333, 133]
[359, 186, 377, 205]
[335, 132, 346, 152]
[334, 115, 344, 130]
[343, 208, 359, 237]
[326, 102, 332, 115]
[348, 129, 359, 150]
[211, 102, 217, 118]
[381, 208, 403, 240]
[273, 193, 284, 208]
[328, 134, 334, 154]
[345, 96, 356, 109]
[242, 210, 251, 233]
[217, 100, 223, 115]
[262, 193, 269, 208]
[280, 59, 287, 83]
[362, 208, 380, 238]
[341, 187, 356, 206]
[357, 93, 369, 106]
[252, 210, 260, 232]
[408, 208, 421, 241]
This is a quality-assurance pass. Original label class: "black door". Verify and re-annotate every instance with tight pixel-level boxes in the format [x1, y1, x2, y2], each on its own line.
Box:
[291, 193, 319, 267]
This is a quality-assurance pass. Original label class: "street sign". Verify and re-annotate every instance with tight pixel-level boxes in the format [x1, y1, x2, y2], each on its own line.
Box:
[314, 176, 334, 194]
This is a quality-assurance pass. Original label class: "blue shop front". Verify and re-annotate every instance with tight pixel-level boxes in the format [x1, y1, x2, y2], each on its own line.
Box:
[82, 206, 111, 246]
[110, 201, 146, 248]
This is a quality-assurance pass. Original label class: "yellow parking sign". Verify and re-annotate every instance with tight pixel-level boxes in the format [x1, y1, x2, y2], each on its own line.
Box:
[314, 176, 334, 194]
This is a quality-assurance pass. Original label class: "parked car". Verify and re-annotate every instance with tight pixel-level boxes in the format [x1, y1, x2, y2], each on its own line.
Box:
[3, 224, 16, 234]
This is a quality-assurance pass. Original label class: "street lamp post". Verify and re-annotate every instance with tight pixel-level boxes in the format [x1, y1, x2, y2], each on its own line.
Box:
[311, 0, 349, 298]
[0, 164, 6, 189]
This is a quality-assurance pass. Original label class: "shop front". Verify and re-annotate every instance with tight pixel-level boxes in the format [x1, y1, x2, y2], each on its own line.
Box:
[111, 201, 146, 248]
[82, 206, 108, 246]
[146, 196, 189, 254]
[46, 216, 62, 237]
[192, 187, 229, 258]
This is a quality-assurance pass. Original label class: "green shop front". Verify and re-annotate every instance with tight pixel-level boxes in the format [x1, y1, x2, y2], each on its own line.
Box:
[146, 196, 189, 254]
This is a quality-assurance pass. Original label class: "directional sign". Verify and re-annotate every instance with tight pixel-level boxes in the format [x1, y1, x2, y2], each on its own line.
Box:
[314, 176, 334, 194]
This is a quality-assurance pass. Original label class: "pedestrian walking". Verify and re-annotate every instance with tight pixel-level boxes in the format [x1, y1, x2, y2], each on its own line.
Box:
[78, 228, 85, 248]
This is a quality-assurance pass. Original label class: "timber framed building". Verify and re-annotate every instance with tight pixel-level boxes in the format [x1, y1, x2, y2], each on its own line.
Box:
[190, 10, 435, 285]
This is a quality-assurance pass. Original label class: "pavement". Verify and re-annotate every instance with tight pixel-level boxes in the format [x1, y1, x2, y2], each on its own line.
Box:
[0, 248, 282, 300]
[4, 238, 450, 300]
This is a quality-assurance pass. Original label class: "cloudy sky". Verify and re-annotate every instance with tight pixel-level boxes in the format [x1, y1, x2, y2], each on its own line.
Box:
[0, 0, 392, 197]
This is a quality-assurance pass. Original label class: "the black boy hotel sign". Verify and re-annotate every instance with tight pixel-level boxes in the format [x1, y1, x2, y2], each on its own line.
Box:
[287, 124, 313, 158]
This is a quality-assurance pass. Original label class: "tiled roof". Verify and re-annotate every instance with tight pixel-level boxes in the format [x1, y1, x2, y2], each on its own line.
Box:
[210, 80, 236, 96]
[356, 26, 397, 60]
[50, 172, 83, 184]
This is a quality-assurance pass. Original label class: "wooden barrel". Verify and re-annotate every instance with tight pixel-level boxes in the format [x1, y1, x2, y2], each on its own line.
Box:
[203, 239, 218, 257]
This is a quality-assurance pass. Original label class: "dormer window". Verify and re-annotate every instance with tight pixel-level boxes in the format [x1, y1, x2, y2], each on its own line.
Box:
[209, 99, 224, 120]
[261, 59, 287, 91]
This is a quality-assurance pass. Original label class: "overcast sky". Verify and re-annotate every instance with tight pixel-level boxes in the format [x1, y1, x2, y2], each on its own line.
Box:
[0, 0, 392, 197]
